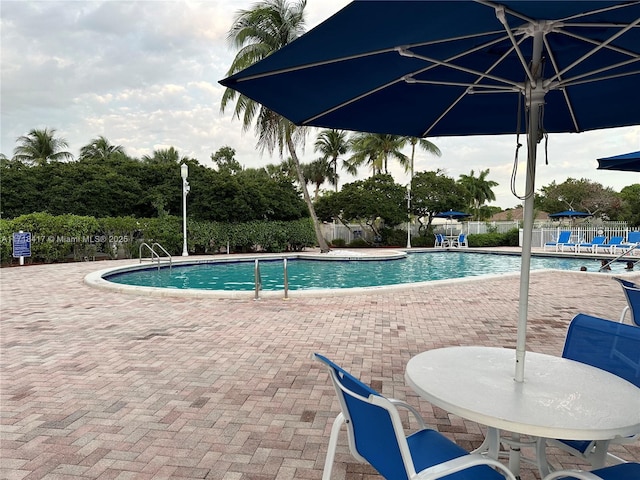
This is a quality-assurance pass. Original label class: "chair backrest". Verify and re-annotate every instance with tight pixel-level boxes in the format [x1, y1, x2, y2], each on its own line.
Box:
[590, 235, 606, 245]
[608, 236, 624, 245]
[557, 231, 571, 243]
[563, 314, 640, 387]
[313, 353, 414, 480]
[614, 278, 640, 327]
[458, 233, 466, 244]
[627, 231, 640, 244]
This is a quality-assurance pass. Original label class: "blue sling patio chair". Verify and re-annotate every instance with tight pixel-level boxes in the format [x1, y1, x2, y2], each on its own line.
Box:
[434, 233, 450, 248]
[576, 236, 607, 254]
[452, 233, 468, 248]
[614, 278, 640, 326]
[538, 314, 640, 473]
[544, 231, 574, 252]
[543, 462, 640, 480]
[312, 353, 516, 480]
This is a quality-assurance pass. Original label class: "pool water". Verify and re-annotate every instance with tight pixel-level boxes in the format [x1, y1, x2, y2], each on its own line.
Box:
[105, 252, 630, 292]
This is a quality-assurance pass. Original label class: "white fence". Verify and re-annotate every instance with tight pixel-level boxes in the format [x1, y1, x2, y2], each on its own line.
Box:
[320, 220, 633, 248]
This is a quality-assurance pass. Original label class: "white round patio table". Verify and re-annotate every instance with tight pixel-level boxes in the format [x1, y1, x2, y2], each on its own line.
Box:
[405, 346, 640, 474]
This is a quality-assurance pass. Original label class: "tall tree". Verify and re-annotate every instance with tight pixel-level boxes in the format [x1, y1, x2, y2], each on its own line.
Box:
[411, 170, 466, 234]
[303, 158, 336, 200]
[79, 136, 125, 161]
[211, 146, 243, 174]
[221, 0, 330, 252]
[537, 178, 620, 218]
[142, 147, 190, 164]
[13, 128, 73, 166]
[458, 169, 498, 219]
[406, 137, 441, 179]
[314, 129, 352, 191]
[348, 133, 409, 175]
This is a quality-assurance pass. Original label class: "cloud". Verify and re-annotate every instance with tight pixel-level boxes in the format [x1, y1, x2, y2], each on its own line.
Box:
[1, 0, 638, 209]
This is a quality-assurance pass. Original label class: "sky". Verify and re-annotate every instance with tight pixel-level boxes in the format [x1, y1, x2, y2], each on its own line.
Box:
[1, 0, 638, 209]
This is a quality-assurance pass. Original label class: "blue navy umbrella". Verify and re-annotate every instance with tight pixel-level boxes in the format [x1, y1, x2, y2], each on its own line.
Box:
[221, 1, 640, 382]
[435, 210, 471, 235]
[548, 210, 592, 219]
[435, 210, 472, 220]
[597, 151, 640, 172]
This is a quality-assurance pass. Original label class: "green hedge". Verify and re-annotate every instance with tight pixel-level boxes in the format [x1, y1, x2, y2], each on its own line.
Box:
[467, 228, 519, 247]
[0, 213, 316, 265]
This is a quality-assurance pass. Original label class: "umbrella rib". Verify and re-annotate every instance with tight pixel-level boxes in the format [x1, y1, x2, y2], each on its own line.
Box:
[545, 17, 640, 85]
[557, 1, 640, 23]
[557, 67, 640, 88]
[398, 46, 522, 90]
[407, 79, 517, 91]
[420, 37, 529, 137]
[553, 25, 640, 66]
[303, 35, 522, 128]
[541, 35, 580, 132]
[494, 5, 536, 84]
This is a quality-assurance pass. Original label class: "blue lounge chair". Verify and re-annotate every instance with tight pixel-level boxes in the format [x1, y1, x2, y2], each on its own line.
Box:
[598, 236, 625, 254]
[539, 314, 640, 472]
[616, 231, 640, 255]
[614, 277, 640, 326]
[576, 235, 607, 253]
[543, 463, 640, 480]
[312, 353, 516, 480]
[544, 230, 574, 252]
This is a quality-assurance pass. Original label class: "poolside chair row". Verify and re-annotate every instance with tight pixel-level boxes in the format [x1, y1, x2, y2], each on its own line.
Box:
[544, 231, 640, 254]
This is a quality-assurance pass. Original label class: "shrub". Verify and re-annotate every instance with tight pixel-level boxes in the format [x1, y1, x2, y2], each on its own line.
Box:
[331, 238, 346, 247]
[381, 228, 407, 247]
[411, 235, 434, 247]
[348, 238, 369, 248]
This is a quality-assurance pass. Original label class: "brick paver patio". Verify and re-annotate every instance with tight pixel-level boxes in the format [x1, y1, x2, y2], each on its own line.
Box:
[1, 251, 639, 480]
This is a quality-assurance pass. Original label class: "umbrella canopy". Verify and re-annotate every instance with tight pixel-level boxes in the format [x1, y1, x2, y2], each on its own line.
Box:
[435, 210, 472, 220]
[548, 210, 593, 219]
[597, 151, 640, 172]
[220, 1, 640, 382]
[435, 210, 471, 235]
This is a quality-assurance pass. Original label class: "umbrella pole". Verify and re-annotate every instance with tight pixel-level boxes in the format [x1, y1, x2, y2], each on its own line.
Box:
[515, 28, 545, 383]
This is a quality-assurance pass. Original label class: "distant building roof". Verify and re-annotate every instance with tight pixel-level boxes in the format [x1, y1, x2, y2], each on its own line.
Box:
[490, 207, 549, 222]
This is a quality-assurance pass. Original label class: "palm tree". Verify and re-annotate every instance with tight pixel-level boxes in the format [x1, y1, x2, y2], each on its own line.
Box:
[142, 147, 187, 164]
[458, 168, 498, 219]
[314, 129, 352, 191]
[13, 128, 73, 165]
[406, 137, 441, 179]
[221, 0, 330, 252]
[303, 158, 336, 200]
[348, 133, 409, 176]
[79, 136, 125, 161]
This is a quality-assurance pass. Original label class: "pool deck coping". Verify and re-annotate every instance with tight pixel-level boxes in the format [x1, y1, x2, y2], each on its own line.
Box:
[84, 246, 640, 299]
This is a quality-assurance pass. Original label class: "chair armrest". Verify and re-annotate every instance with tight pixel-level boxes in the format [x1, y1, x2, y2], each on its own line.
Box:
[388, 398, 428, 429]
[415, 453, 516, 480]
[543, 470, 603, 480]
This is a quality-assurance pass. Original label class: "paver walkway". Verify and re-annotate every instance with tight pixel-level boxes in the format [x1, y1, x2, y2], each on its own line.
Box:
[1, 252, 639, 480]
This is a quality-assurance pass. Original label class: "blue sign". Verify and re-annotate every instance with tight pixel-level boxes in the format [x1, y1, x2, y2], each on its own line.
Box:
[13, 232, 31, 257]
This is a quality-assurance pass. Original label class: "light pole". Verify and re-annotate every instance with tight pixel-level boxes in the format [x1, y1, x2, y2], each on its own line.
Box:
[181, 163, 190, 256]
[406, 184, 412, 248]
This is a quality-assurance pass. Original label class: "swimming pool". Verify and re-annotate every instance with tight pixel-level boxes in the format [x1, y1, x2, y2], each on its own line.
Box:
[101, 251, 631, 293]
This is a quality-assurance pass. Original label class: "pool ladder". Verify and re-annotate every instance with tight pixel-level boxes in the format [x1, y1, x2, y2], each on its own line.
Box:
[254, 258, 289, 300]
[139, 242, 172, 270]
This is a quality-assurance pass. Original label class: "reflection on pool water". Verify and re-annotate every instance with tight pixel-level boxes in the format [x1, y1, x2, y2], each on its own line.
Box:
[104, 251, 631, 292]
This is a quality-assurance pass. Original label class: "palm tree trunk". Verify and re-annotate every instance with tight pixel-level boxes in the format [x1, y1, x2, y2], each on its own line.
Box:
[286, 136, 330, 253]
